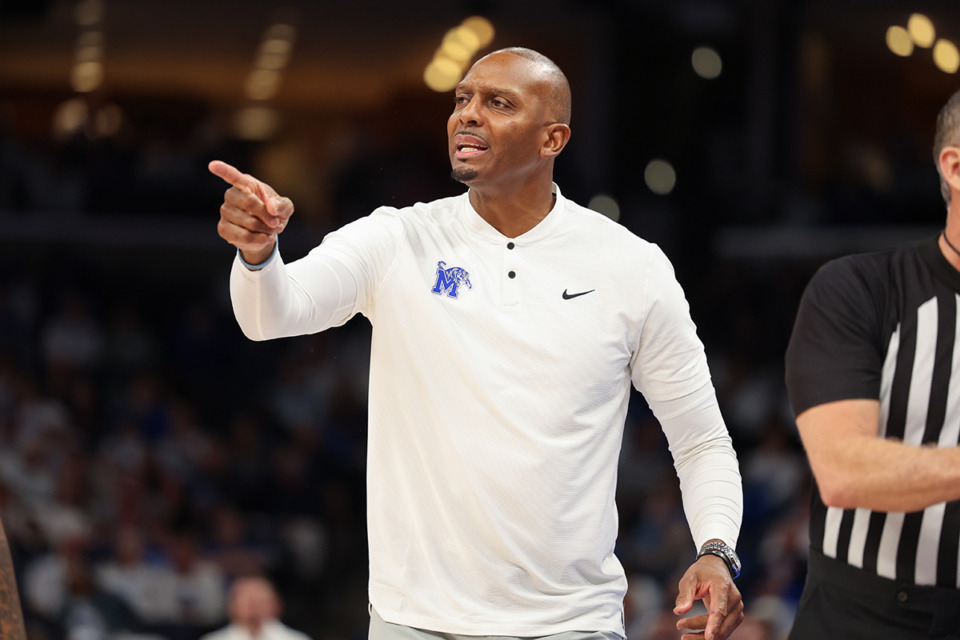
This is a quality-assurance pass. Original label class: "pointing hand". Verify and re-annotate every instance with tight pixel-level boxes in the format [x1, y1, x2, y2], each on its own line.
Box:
[209, 160, 294, 265]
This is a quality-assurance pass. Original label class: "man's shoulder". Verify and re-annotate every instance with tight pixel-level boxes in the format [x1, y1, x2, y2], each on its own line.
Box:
[333, 193, 465, 235]
[377, 192, 465, 217]
[359, 193, 465, 232]
[809, 237, 931, 293]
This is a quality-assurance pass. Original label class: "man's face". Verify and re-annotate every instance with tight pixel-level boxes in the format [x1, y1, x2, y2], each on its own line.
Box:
[230, 579, 279, 630]
[447, 53, 552, 187]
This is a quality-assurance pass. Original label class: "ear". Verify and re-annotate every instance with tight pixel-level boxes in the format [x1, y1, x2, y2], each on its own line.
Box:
[939, 146, 960, 195]
[540, 123, 572, 159]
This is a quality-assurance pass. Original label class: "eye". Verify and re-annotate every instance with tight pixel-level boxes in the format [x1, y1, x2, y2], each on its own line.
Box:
[491, 98, 508, 108]
[454, 94, 469, 106]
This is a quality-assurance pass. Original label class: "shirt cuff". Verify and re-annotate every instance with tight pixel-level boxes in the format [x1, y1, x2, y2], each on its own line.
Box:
[237, 241, 278, 271]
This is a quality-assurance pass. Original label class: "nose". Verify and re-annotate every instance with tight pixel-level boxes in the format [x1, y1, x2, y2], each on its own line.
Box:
[458, 96, 482, 125]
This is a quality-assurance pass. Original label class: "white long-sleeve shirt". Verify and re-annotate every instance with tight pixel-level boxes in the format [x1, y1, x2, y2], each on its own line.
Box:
[230, 187, 742, 637]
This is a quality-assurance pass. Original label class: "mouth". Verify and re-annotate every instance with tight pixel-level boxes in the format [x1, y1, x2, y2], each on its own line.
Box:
[453, 133, 489, 159]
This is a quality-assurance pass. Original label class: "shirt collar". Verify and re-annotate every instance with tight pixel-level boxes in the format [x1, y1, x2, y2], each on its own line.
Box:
[457, 183, 567, 244]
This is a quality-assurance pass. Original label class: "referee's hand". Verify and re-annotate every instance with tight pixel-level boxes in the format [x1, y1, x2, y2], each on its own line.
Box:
[673, 554, 744, 640]
[209, 160, 294, 265]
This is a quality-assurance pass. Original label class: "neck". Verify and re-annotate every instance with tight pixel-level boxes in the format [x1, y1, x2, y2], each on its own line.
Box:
[467, 180, 556, 238]
[940, 204, 960, 272]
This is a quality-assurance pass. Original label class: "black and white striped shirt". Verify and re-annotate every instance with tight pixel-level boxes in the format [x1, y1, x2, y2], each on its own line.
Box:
[786, 236, 960, 588]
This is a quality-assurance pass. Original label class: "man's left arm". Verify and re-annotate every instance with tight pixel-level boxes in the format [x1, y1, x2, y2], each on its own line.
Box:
[630, 247, 743, 640]
[648, 384, 744, 640]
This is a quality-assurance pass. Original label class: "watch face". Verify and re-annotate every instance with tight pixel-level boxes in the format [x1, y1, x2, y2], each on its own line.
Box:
[701, 542, 740, 577]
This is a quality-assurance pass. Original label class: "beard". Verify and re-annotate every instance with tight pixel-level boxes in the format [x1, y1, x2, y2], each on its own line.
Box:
[451, 165, 478, 183]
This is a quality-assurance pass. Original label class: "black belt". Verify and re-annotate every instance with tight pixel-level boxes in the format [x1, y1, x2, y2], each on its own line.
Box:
[808, 548, 960, 614]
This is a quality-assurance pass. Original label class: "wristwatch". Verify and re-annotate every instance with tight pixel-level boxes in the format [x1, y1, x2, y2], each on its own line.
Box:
[696, 540, 741, 580]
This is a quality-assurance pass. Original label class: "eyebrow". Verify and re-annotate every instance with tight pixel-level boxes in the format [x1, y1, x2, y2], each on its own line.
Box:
[455, 83, 521, 101]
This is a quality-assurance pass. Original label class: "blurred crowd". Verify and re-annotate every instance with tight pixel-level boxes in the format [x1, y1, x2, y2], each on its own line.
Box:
[0, 256, 374, 640]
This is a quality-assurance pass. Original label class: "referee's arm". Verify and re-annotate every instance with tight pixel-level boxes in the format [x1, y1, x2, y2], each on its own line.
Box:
[797, 398, 960, 512]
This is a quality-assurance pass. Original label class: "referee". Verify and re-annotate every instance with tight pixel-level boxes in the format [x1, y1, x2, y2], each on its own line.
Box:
[785, 89, 960, 639]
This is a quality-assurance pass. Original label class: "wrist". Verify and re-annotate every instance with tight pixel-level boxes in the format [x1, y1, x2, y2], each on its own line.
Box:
[238, 241, 278, 270]
[697, 539, 741, 580]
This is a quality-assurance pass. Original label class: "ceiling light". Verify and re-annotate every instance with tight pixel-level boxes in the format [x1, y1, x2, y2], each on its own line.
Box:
[264, 23, 296, 44]
[691, 46, 722, 79]
[644, 159, 677, 195]
[245, 69, 281, 101]
[234, 106, 280, 141]
[74, 0, 104, 26]
[71, 61, 104, 93]
[907, 13, 935, 48]
[439, 40, 472, 66]
[587, 194, 621, 221]
[444, 26, 480, 54]
[52, 99, 89, 139]
[461, 16, 494, 48]
[933, 39, 960, 73]
[886, 25, 914, 57]
[424, 57, 462, 92]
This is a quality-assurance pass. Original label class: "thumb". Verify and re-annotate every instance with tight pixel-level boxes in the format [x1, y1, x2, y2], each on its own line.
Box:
[674, 585, 695, 615]
[264, 195, 279, 217]
[274, 195, 294, 216]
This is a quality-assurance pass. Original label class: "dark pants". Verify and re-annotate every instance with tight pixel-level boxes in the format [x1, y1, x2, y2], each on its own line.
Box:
[789, 549, 960, 640]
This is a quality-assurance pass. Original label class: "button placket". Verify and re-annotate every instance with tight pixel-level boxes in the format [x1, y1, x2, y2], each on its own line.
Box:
[503, 241, 520, 306]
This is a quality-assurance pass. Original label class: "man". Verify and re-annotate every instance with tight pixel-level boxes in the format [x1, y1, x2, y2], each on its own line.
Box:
[212, 47, 743, 640]
[785, 88, 960, 639]
[200, 576, 310, 640]
[0, 519, 26, 640]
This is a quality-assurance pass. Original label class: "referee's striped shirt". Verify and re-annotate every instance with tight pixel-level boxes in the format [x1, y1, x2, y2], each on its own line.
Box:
[786, 236, 960, 588]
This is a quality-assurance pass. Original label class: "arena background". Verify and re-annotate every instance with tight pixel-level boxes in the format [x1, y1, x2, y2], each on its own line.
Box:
[0, 1, 956, 638]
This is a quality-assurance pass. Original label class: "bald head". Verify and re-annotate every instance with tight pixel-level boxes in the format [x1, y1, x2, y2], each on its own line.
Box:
[449, 46, 573, 190]
[477, 47, 572, 126]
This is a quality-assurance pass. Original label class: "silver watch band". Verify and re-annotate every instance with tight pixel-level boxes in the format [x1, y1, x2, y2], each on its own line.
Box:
[696, 541, 741, 579]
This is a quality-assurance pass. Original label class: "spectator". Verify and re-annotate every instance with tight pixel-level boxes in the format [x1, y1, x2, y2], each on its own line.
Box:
[95, 526, 171, 625]
[200, 576, 310, 640]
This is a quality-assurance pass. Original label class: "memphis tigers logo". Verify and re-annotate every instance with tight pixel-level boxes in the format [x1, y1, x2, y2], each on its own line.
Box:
[431, 260, 472, 298]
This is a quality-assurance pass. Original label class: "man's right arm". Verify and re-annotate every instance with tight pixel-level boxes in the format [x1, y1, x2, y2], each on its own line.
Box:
[209, 160, 368, 340]
[210, 159, 363, 341]
[796, 398, 960, 512]
[230, 250, 359, 341]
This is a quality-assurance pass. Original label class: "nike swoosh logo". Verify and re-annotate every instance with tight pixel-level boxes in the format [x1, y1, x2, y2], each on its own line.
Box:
[562, 289, 595, 300]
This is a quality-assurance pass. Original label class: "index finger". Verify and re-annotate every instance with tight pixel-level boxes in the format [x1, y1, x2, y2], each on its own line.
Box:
[705, 589, 728, 640]
[209, 160, 255, 190]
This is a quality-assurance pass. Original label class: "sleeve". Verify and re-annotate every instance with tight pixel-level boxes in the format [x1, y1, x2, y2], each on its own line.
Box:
[230, 207, 404, 341]
[629, 246, 713, 403]
[652, 383, 743, 549]
[785, 257, 885, 416]
[630, 247, 743, 548]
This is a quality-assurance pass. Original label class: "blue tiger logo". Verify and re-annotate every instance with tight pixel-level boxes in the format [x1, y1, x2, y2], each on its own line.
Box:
[431, 260, 473, 299]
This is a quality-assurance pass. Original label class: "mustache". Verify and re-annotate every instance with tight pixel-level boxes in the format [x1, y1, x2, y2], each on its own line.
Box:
[454, 130, 489, 145]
